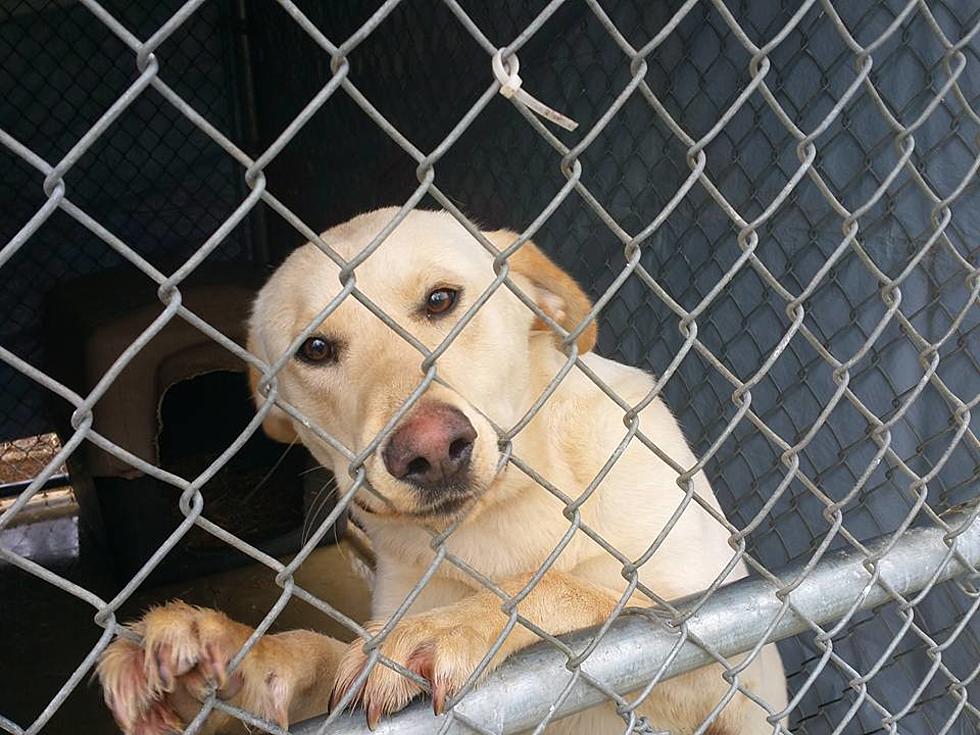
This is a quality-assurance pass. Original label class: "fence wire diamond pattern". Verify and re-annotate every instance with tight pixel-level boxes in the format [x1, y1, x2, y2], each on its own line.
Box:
[1, 1, 978, 735]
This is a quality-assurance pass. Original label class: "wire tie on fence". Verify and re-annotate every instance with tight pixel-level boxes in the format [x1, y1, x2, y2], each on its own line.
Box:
[492, 50, 578, 132]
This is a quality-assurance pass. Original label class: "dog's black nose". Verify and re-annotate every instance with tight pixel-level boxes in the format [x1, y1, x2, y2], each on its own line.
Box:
[382, 403, 476, 491]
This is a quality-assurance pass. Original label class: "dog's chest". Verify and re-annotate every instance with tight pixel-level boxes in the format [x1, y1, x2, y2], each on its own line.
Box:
[368, 496, 590, 614]
[444, 507, 580, 578]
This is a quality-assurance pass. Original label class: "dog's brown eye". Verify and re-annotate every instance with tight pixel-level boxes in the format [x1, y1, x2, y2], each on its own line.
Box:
[297, 336, 337, 364]
[426, 288, 458, 317]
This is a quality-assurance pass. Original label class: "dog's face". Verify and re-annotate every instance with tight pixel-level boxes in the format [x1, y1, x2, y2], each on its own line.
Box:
[247, 208, 595, 522]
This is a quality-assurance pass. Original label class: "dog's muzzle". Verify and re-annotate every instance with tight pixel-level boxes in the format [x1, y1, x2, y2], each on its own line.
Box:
[381, 402, 476, 494]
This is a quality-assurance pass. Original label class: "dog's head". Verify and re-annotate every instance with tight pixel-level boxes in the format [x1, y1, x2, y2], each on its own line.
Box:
[247, 208, 595, 522]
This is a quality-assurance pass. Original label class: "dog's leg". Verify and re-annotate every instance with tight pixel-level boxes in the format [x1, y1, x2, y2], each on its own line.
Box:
[330, 571, 619, 727]
[332, 573, 781, 734]
[97, 601, 344, 735]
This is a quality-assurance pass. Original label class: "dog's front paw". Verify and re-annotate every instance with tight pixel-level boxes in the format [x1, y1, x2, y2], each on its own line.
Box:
[331, 609, 502, 728]
[97, 601, 291, 734]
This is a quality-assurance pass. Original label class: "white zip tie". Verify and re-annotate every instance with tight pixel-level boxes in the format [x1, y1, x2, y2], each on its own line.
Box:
[492, 50, 578, 132]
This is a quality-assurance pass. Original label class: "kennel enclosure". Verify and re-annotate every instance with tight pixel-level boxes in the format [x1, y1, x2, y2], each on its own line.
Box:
[1, 1, 978, 734]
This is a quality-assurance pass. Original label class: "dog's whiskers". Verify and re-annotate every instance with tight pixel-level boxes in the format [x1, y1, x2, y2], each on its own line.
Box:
[299, 463, 328, 477]
[242, 438, 298, 504]
[302, 473, 338, 546]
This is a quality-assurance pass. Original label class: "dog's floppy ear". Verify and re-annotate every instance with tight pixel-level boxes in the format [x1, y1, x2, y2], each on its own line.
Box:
[484, 229, 597, 354]
[246, 336, 299, 444]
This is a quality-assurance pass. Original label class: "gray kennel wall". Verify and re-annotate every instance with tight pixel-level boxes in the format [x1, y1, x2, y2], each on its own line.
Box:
[1, 0, 978, 733]
[0, 0, 259, 444]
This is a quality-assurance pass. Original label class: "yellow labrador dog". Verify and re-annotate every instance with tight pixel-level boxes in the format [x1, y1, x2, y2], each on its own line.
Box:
[98, 208, 786, 734]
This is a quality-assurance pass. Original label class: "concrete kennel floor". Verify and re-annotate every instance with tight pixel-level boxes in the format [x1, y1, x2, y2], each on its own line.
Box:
[0, 499, 372, 735]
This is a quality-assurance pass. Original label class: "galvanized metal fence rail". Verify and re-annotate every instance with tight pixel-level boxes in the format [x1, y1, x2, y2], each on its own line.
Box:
[1, 1, 978, 735]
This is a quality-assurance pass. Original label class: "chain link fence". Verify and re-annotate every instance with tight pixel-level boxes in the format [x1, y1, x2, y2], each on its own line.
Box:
[1, 0, 978, 734]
